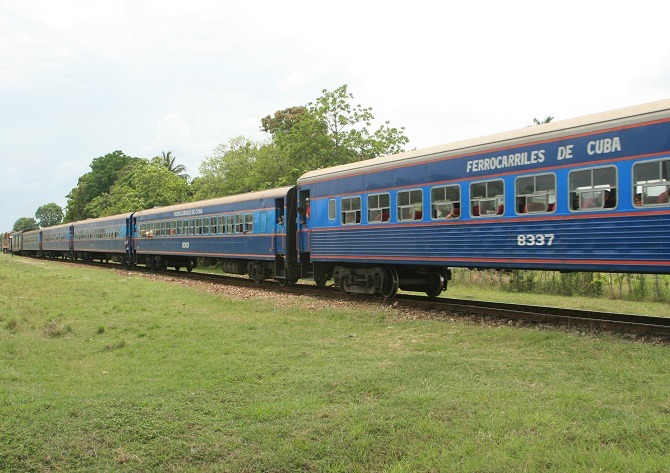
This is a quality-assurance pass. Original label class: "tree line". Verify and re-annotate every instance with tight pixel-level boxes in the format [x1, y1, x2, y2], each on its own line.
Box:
[11, 85, 409, 231]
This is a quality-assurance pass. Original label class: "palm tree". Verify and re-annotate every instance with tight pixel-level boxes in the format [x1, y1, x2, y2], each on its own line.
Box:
[159, 151, 189, 180]
[532, 116, 554, 125]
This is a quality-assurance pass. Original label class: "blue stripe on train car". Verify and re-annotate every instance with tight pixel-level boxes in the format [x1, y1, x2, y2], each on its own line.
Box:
[308, 212, 669, 273]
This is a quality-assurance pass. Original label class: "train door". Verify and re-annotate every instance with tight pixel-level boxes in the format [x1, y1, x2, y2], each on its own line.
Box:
[297, 189, 311, 260]
[274, 198, 286, 254]
[128, 215, 138, 265]
[68, 225, 75, 259]
[125, 216, 133, 265]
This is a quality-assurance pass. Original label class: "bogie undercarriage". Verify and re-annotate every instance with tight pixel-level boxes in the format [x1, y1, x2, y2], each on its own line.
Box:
[329, 264, 451, 298]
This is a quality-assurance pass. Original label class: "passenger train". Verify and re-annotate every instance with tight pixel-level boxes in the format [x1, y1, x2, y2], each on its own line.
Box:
[7, 100, 670, 297]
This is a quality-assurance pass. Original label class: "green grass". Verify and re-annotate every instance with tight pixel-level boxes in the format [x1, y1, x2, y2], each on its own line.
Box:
[1, 255, 669, 472]
[445, 282, 670, 317]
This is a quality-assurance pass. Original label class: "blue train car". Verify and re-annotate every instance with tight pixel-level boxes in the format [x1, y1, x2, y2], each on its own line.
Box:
[72, 214, 132, 263]
[296, 99, 670, 297]
[131, 186, 298, 283]
[42, 223, 73, 259]
[22, 229, 42, 257]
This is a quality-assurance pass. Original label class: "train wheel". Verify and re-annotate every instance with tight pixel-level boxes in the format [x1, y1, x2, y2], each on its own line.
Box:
[186, 260, 194, 272]
[380, 266, 399, 298]
[425, 273, 445, 299]
[174, 266, 181, 272]
[339, 277, 349, 293]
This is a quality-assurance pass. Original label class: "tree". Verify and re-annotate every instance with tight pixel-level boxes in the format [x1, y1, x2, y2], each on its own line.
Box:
[199, 85, 410, 197]
[12, 217, 39, 232]
[261, 107, 310, 137]
[155, 150, 189, 180]
[64, 151, 143, 221]
[308, 84, 409, 163]
[35, 203, 64, 228]
[194, 137, 261, 200]
[89, 161, 191, 216]
[533, 116, 554, 125]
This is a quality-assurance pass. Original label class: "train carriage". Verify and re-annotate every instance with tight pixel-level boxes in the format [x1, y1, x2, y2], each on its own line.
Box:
[9, 231, 23, 255]
[131, 186, 298, 283]
[72, 214, 132, 263]
[42, 223, 73, 259]
[296, 99, 670, 297]
[21, 229, 42, 257]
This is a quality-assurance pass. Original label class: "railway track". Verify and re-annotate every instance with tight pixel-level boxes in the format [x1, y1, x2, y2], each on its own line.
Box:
[17, 256, 670, 339]
[394, 294, 670, 338]
[149, 264, 670, 339]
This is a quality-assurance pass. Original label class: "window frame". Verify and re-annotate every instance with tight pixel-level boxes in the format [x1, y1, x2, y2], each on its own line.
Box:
[341, 196, 362, 225]
[430, 185, 461, 220]
[514, 173, 557, 214]
[632, 158, 670, 207]
[244, 213, 254, 233]
[397, 189, 423, 222]
[235, 214, 244, 234]
[328, 199, 336, 221]
[568, 165, 618, 212]
[469, 179, 505, 218]
[367, 193, 391, 223]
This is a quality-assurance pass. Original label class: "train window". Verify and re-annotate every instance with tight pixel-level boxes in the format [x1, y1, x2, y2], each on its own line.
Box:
[170, 220, 176, 236]
[201, 217, 209, 235]
[226, 215, 234, 234]
[515, 174, 556, 214]
[341, 196, 362, 225]
[328, 199, 336, 221]
[431, 185, 460, 219]
[633, 159, 670, 206]
[176, 220, 182, 236]
[188, 219, 195, 235]
[368, 193, 390, 223]
[397, 189, 423, 221]
[470, 180, 504, 217]
[244, 213, 254, 233]
[569, 166, 617, 211]
[235, 214, 244, 233]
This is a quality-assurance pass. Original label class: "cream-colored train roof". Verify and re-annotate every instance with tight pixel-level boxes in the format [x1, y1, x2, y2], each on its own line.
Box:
[41, 222, 74, 232]
[298, 99, 670, 185]
[133, 186, 294, 218]
[74, 214, 130, 227]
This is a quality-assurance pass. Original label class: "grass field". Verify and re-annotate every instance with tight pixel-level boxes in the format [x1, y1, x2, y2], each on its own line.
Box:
[1, 255, 669, 472]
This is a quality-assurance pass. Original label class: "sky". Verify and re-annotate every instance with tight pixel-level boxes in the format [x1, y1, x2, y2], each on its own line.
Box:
[1, 0, 669, 231]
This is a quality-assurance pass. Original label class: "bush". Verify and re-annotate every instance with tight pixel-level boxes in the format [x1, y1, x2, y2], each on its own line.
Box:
[454, 268, 668, 303]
